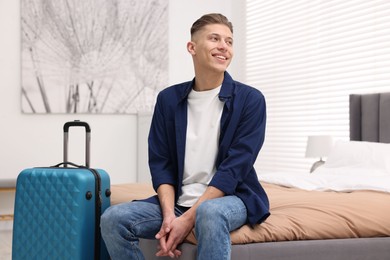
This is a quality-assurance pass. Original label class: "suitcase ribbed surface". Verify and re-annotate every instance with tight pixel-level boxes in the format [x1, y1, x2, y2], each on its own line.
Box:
[13, 168, 96, 259]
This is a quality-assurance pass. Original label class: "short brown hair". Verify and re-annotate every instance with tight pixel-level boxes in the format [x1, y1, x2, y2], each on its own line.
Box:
[190, 13, 233, 37]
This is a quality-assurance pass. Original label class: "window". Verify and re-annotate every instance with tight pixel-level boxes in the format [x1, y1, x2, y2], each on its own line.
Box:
[246, 0, 390, 173]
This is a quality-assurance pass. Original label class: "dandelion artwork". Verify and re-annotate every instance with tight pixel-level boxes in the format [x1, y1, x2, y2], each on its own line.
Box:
[21, 0, 168, 114]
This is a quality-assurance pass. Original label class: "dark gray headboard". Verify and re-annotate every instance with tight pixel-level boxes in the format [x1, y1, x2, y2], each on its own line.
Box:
[349, 92, 390, 143]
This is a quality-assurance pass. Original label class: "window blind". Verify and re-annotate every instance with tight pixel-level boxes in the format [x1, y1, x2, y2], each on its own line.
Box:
[245, 0, 390, 173]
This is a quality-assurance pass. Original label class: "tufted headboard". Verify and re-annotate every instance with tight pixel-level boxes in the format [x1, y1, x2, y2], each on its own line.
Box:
[349, 92, 390, 143]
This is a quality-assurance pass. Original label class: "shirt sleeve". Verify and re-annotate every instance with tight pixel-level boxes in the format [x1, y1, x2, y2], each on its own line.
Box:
[148, 93, 177, 191]
[209, 88, 266, 195]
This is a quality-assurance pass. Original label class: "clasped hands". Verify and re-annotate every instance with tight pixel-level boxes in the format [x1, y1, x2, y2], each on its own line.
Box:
[155, 214, 194, 258]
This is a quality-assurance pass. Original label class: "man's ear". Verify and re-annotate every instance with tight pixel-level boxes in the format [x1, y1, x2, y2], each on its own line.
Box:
[187, 41, 196, 55]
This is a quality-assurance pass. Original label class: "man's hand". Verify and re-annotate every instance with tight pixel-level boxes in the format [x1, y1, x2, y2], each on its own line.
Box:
[155, 184, 180, 257]
[155, 214, 193, 258]
[155, 214, 179, 257]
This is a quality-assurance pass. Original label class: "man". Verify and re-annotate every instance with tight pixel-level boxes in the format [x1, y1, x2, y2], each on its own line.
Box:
[101, 13, 270, 260]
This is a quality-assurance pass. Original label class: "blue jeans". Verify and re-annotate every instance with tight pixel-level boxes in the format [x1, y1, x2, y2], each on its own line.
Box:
[101, 196, 247, 260]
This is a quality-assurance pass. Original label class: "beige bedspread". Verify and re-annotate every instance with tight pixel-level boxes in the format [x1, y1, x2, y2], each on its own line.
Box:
[110, 182, 390, 244]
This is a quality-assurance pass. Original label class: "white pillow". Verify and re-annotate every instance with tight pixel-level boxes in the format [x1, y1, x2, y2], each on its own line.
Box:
[323, 140, 390, 172]
[314, 166, 389, 177]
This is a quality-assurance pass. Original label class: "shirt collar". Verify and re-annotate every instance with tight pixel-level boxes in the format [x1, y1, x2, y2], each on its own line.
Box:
[179, 71, 235, 102]
[218, 71, 234, 101]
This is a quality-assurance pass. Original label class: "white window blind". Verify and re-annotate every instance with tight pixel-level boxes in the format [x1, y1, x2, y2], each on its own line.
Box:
[246, 0, 390, 173]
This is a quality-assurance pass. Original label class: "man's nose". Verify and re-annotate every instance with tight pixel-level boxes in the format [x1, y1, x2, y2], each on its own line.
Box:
[217, 41, 228, 51]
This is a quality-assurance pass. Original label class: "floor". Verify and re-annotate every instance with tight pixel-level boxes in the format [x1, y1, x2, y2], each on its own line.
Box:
[0, 228, 12, 260]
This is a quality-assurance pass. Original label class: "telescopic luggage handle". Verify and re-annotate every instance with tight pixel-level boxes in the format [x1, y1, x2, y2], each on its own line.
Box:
[63, 120, 91, 168]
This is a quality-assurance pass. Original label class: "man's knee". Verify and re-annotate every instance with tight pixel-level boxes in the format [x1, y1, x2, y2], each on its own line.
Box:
[196, 200, 227, 226]
[101, 205, 120, 233]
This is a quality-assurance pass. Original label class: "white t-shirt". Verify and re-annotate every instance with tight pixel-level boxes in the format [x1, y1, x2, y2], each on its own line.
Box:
[177, 86, 224, 207]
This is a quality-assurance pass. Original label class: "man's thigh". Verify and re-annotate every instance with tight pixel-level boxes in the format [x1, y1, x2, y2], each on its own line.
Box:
[106, 201, 164, 239]
[196, 196, 247, 232]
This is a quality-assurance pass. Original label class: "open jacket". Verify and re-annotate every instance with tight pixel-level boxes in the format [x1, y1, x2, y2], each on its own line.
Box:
[143, 71, 270, 225]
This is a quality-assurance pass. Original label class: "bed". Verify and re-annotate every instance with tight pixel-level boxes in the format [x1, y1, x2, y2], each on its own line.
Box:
[109, 92, 390, 260]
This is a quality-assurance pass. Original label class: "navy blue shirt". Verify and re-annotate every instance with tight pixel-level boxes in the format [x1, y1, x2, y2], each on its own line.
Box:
[144, 72, 270, 225]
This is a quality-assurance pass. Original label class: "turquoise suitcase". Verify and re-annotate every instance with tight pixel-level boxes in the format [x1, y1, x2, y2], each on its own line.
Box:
[12, 121, 111, 260]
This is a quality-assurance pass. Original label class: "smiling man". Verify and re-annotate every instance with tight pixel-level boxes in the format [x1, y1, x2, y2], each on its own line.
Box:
[101, 13, 270, 260]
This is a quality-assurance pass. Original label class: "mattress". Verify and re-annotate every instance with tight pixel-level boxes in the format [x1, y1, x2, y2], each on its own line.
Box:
[110, 181, 390, 245]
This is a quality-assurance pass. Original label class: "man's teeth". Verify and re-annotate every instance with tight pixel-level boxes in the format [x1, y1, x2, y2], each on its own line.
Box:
[215, 55, 227, 60]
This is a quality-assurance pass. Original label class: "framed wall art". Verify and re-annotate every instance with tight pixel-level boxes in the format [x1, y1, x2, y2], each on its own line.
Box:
[21, 0, 168, 114]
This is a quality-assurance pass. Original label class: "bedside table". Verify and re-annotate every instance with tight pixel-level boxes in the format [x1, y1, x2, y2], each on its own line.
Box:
[0, 179, 16, 221]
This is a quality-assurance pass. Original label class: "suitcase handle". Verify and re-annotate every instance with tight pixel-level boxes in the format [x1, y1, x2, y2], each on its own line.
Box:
[51, 161, 86, 168]
[63, 120, 91, 168]
[64, 120, 91, 133]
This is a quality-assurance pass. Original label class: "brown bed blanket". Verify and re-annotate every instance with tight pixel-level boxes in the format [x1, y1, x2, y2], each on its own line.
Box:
[110, 182, 390, 244]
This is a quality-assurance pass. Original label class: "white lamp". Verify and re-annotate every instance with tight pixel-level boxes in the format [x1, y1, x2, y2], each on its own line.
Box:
[305, 135, 333, 173]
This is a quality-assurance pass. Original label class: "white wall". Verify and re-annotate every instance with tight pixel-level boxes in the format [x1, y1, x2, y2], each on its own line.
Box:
[0, 0, 244, 184]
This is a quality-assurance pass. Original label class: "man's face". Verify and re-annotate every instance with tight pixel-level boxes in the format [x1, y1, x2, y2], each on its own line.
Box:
[188, 24, 234, 73]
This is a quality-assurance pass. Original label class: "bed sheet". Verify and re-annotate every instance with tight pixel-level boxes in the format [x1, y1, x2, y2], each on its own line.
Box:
[257, 169, 390, 193]
[110, 182, 390, 245]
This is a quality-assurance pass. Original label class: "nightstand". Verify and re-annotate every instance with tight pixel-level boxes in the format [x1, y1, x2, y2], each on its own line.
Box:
[0, 179, 16, 221]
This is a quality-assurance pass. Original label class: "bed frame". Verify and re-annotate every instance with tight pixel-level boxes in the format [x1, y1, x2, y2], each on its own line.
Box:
[138, 92, 390, 260]
[350, 92, 390, 143]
